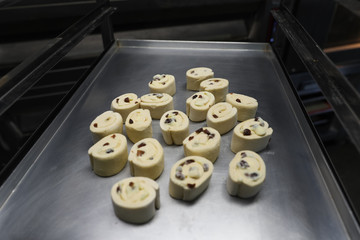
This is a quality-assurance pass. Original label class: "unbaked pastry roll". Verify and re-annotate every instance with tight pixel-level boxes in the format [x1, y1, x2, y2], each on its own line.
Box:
[231, 117, 273, 153]
[88, 133, 128, 177]
[149, 74, 176, 96]
[206, 102, 237, 135]
[111, 93, 140, 121]
[199, 78, 229, 103]
[183, 127, 221, 163]
[111, 177, 160, 224]
[169, 156, 213, 201]
[90, 111, 123, 143]
[186, 91, 215, 122]
[160, 110, 189, 145]
[226, 150, 266, 198]
[226, 93, 258, 121]
[140, 93, 174, 119]
[128, 138, 164, 180]
[186, 67, 214, 90]
[125, 109, 152, 143]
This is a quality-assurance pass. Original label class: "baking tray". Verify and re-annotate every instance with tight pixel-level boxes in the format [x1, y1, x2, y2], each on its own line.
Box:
[0, 40, 358, 239]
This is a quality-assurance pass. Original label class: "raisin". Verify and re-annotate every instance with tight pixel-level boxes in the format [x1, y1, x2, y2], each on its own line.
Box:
[116, 98, 119, 103]
[162, 82, 166, 85]
[138, 142, 146, 148]
[166, 114, 169, 118]
[203, 129, 211, 135]
[188, 136, 194, 141]
[111, 134, 116, 139]
[173, 111, 178, 115]
[116, 186, 121, 193]
[243, 129, 251, 136]
[185, 159, 195, 165]
[208, 134, 215, 139]
[214, 80, 220, 82]
[241, 152, 247, 158]
[124, 97, 130, 103]
[93, 123, 98, 128]
[212, 114, 218, 118]
[199, 95, 203, 98]
[187, 183, 196, 189]
[175, 171, 185, 180]
[236, 98, 241, 103]
[250, 172, 259, 178]
[165, 118, 172, 124]
[103, 142, 109, 146]
[195, 128, 203, 134]
[190, 70, 195, 74]
[255, 117, 259, 121]
[129, 182, 134, 187]
[150, 80, 153, 84]
[192, 94, 198, 99]
[239, 160, 250, 168]
[129, 119, 134, 124]
[106, 149, 114, 154]
[137, 150, 145, 156]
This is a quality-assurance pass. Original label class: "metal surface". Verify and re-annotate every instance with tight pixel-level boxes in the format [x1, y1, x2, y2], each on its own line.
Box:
[271, 7, 360, 154]
[0, 40, 357, 239]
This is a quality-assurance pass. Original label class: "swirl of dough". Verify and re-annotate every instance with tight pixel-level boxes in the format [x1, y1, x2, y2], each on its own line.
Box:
[183, 127, 221, 163]
[129, 138, 164, 180]
[149, 74, 176, 96]
[226, 150, 266, 198]
[231, 117, 273, 153]
[90, 111, 123, 143]
[206, 102, 237, 135]
[111, 177, 160, 224]
[186, 91, 215, 122]
[88, 133, 128, 176]
[226, 93, 258, 121]
[140, 93, 174, 119]
[186, 67, 214, 90]
[125, 109, 152, 143]
[160, 110, 189, 145]
[111, 93, 140, 121]
[199, 78, 229, 103]
[169, 156, 214, 201]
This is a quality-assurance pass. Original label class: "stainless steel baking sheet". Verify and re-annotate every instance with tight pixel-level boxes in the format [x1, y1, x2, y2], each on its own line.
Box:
[0, 40, 357, 239]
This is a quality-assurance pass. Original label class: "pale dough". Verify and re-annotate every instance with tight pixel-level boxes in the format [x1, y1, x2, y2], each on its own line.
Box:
[111, 93, 140, 121]
[125, 109, 152, 143]
[226, 150, 266, 198]
[199, 78, 229, 103]
[206, 102, 237, 135]
[90, 110, 123, 143]
[186, 67, 214, 90]
[169, 156, 213, 201]
[88, 133, 128, 177]
[159, 110, 189, 145]
[149, 74, 176, 96]
[183, 127, 221, 163]
[111, 177, 160, 224]
[226, 93, 258, 121]
[186, 91, 215, 122]
[128, 138, 164, 180]
[140, 93, 174, 119]
[231, 117, 273, 153]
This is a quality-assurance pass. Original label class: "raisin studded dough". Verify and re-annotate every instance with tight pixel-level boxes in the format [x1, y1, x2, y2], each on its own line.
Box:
[90, 110, 123, 143]
[199, 78, 229, 103]
[88, 133, 128, 177]
[160, 110, 189, 145]
[186, 91, 215, 122]
[186, 67, 214, 90]
[125, 109, 152, 143]
[128, 138, 164, 180]
[140, 93, 174, 119]
[226, 150, 266, 198]
[226, 93, 258, 121]
[149, 74, 176, 96]
[111, 177, 160, 224]
[169, 156, 214, 201]
[206, 102, 237, 135]
[111, 93, 140, 121]
[231, 117, 273, 153]
[183, 127, 221, 163]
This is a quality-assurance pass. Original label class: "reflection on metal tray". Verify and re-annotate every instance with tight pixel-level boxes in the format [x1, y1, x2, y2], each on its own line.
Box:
[0, 40, 358, 239]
